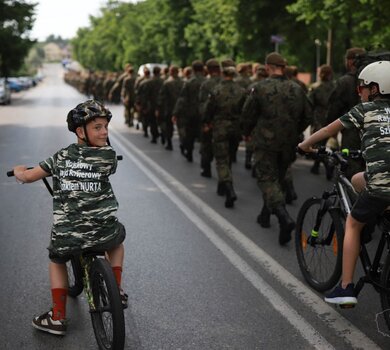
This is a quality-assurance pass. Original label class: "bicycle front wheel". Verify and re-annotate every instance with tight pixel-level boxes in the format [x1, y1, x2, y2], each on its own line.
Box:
[295, 197, 344, 292]
[380, 253, 390, 331]
[90, 258, 125, 350]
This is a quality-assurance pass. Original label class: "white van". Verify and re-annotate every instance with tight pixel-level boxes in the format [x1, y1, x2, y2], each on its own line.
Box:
[137, 63, 168, 77]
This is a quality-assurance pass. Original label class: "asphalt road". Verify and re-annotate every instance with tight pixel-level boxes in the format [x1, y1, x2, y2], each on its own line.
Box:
[1, 63, 390, 349]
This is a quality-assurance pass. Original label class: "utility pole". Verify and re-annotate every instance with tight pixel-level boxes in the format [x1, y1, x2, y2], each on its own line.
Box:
[326, 27, 333, 67]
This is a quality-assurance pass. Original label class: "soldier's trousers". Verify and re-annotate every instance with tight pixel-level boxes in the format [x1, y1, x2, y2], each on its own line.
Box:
[183, 121, 200, 154]
[253, 148, 295, 210]
[200, 130, 213, 168]
[213, 131, 241, 183]
[143, 111, 159, 140]
[161, 115, 174, 140]
[124, 104, 134, 125]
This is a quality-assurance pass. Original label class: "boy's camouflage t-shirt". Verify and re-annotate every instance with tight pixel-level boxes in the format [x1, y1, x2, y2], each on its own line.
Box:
[39, 143, 120, 256]
[339, 99, 390, 200]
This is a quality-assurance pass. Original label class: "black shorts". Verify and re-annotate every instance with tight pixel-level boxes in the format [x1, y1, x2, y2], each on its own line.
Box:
[350, 191, 389, 223]
[49, 223, 126, 264]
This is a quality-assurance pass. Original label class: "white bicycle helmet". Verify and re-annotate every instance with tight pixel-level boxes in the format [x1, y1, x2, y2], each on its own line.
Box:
[358, 61, 390, 94]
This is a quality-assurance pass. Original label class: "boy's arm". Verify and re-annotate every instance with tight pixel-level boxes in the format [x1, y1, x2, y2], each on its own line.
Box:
[298, 119, 344, 153]
[13, 165, 50, 183]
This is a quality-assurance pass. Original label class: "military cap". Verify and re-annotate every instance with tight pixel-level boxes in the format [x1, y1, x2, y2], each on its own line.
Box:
[265, 52, 287, 67]
[345, 47, 366, 59]
[206, 58, 220, 68]
[221, 59, 236, 68]
[192, 60, 204, 71]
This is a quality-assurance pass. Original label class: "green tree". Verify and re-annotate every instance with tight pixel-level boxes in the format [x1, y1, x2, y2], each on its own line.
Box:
[287, 0, 390, 70]
[0, 0, 36, 77]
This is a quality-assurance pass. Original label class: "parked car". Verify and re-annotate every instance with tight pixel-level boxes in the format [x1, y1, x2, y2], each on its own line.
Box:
[137, 63, 168, 77]
[6, 78, 23, 92]
[0, 80, 11, 104]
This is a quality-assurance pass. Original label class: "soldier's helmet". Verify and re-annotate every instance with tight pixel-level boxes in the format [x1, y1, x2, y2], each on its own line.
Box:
[358, 61, 390, 95]
[67, 99, 112, 133]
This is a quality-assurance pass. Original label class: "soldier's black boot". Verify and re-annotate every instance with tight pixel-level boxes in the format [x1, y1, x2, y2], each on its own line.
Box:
[224, 182, 237, 208]
[200, 159, 212, 178]
[273, 205, 295, 245]
[186, 150, 193, 162]
[285, 182, 298, 204]
[310, 159, 320, 175]
[217, 182, 226, 196]
[257, 204, 271, 228]
[165, 138, 173, 150]
[180, 144, 186, 157]
[245, 150, 252, 170]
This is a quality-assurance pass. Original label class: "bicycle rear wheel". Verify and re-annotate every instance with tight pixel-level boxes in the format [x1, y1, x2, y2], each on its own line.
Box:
[90, 258, 125, 350]
[67, 256, 83, 297]
[380, 253, 390, 331]
[295, 197, 344, 292]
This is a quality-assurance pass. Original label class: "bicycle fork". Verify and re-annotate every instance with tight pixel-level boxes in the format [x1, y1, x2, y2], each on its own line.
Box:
[308, 194, 335, 247]
[81, 256, 97, 311]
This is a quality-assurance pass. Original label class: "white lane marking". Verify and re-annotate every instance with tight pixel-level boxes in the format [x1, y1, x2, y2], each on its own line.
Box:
[111, 127, 382, 350]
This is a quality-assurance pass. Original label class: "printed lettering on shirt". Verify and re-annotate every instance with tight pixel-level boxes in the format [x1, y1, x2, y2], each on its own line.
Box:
[60, 160, 103, 192]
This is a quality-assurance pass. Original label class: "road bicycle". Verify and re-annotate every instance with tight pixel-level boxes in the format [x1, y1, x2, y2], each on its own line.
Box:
[295, 147, 390, 330]
[7, 161, 125, 350]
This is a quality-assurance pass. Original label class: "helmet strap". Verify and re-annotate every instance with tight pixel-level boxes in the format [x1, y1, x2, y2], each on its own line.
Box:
[368, 84, 380, 101]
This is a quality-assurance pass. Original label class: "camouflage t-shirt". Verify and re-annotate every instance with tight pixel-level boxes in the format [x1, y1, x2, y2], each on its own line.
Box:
[39, 143, 120, 256]
[339, 99, 390, 199]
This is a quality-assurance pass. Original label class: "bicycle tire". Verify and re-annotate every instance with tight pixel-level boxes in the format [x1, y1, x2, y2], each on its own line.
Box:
[295, 197, 344, 292]
[67, 256, 84, 297]
[90, 258, 125, 350]
[380, 253, 390, 331]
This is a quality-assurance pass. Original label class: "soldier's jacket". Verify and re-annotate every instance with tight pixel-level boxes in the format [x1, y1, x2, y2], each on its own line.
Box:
[39, 144, 120, 256]
[157, 76, 183, 119]
[339, 99, 390, 199]
[173, 72, 206, 124]
[205, 79, 246, 125]
[110, 71, 128, 101]
[241, 75, 312, 151]
[308, 80, 335, 131]
[327, 72, 361, 150]
[234, 74, 252, 90]
[199, 75, 221, 121]
[121, 74, 136, 106]
[136, 76, 164, 115]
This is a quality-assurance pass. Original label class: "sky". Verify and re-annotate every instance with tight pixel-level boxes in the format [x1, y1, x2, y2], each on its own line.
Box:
[29, 0, 132, 41]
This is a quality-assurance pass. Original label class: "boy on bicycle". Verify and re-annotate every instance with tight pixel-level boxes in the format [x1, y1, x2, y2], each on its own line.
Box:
[298, 61, 390, 306]
[13, 99, 127, 335]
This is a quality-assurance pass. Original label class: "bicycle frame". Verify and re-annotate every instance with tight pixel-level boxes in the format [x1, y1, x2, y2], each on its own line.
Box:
[303, 149, 390, 297]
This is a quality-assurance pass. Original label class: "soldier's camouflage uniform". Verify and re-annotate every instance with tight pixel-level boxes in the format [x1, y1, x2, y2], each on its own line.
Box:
[157, 75, 183, 145]
[136, 75, 164, 141]
[121, 73, 136, 126]
[327, 72, 365, 178]
[205, 79, 246, 183]
[339, 99, 390, 199]
[309, 80, 335, 133]
[199, 75, 222, 171]
[241, 75, 312, 210]
[39, 144, 124, 257]
[173, 71, 206, 159]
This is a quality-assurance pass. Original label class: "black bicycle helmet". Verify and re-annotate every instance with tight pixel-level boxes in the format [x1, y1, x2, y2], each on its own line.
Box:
[67, 99, 112, 133]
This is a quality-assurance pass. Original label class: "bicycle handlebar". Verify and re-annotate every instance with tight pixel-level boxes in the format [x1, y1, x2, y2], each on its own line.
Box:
[297, 146, 361, 162]
[7, 155, 123, 177]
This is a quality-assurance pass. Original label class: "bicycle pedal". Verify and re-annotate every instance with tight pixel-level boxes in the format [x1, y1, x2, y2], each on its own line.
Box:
[339, 303, 356, 309]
